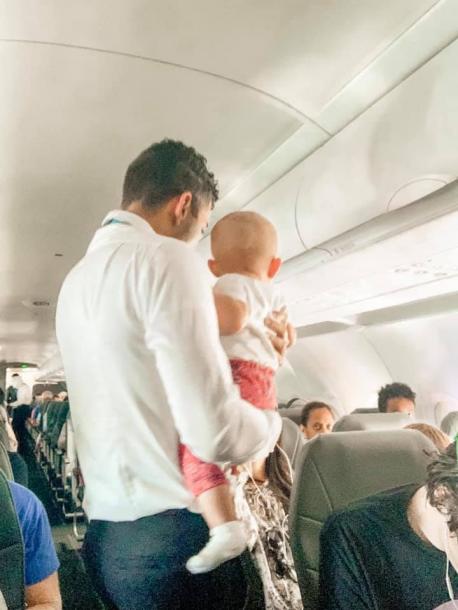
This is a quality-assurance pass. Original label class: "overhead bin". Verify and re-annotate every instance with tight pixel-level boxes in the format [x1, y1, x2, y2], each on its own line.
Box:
[295, 39, 458, 248]
[245, 39, 457, 264]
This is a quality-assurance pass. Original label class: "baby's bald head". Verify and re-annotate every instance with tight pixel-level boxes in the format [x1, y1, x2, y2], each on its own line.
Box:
[210, 211, 280, 279]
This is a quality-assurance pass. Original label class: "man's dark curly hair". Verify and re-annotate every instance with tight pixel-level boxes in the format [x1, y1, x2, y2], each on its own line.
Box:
[378, 382, 416, 413]
[122, 139, 219, 213]
[426, 441, 458, 534]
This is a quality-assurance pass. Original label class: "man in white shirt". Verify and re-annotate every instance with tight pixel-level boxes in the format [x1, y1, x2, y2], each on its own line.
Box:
[10, 374, 32, 454]
[56, 139, 286, 610]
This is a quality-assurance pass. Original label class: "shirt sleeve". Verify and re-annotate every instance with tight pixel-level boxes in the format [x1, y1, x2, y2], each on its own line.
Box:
[10, 482, 60, 586]
[213, 275, 249, 304]
[319, 513, 375, 610]
[142, 240, 282, 465]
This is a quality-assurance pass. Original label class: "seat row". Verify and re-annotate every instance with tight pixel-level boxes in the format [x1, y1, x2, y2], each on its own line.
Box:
[28, 401, 86, 541]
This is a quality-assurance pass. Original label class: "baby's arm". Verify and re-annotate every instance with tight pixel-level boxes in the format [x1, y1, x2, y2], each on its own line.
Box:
[213, 292, 249, 336]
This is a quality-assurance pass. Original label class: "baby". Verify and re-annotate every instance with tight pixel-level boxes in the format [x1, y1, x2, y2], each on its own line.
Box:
[181, 211, 295, 574]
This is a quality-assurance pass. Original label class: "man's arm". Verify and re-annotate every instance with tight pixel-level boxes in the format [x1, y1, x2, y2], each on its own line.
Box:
[143, 242, 282, 465]
[26, 573, 62, 610]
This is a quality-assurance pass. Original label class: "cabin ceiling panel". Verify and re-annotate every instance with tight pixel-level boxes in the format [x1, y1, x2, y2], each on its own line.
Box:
[0, 0, 442, 120]
[0, 41, 300, 363]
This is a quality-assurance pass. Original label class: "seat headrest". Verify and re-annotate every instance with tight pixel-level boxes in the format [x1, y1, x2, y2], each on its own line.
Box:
[289, 429, 435, 609]
[333, 412, 412, 432]
[280, 417, 305, 470]
[279, 406, 304, 425]
[351, 408, 379, 414]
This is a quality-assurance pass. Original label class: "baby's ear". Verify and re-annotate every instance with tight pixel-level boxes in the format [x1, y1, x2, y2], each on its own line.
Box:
[208, 259, 220, 277]
[267, 257, 282, 279]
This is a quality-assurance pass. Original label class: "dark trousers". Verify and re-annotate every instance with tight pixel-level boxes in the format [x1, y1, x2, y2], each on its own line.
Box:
[83, 508, 256, 610]
[11, 405, 31, 454]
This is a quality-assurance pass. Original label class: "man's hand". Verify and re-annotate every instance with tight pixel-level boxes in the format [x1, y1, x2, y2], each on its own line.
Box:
[265, 306, 294, 364]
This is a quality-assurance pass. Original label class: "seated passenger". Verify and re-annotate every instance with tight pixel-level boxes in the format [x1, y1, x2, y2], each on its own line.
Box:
[300, 402, 335, 440]
[378, 382, 416, 415]
[183, 211, 295, 574]
[9, 481, 61, 609]
[319, 442, 458, 609]
[233, 446, 303, 609]
[442, 412, 458, 439]
[405, 422, 451, 452]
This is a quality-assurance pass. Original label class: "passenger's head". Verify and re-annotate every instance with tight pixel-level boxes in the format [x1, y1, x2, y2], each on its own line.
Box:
[405, 423, 450, 452]
[378, 382, 416, 415]
[441, 412, 458, 439]
[122, 139, 219, 244]
[426, 442, 458, 535]
[58, 391, 68, 401]
[300, 402, 335, 440]
[41, 390, 53, 403]
[208, 211, 281, 280]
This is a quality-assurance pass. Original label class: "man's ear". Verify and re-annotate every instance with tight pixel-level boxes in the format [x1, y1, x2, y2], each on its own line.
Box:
[267, 257, 282, 279]
[171, 191, 193, 225]
[208, 259, 220, 277]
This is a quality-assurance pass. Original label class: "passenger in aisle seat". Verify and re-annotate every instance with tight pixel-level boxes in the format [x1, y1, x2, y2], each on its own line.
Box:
[378, 382, 416, 415]
[183, 211, 295, 575]
[231, 447, 303, 609]
[299, 402, 335, 440]
[9, 481, 61, 609]
[405, 422, 450, 451]
[319, 442, 458, 610]
[57, 139, 289, 610]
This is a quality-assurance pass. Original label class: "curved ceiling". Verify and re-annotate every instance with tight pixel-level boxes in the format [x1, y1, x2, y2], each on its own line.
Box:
[0, 0, 456, 364]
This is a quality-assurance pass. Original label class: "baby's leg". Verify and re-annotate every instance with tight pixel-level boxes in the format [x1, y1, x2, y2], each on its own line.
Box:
[198, 483, 237, 528]
[179, 445, 247, 574]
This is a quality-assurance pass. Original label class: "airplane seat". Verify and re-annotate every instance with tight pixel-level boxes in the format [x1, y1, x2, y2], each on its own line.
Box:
[333, 412, 412, 432]
[0, 441, 13, 480]
[351, 408, 379, 414]
[289, 429, 435, 610]
[280, 417, 305, 471]
[279, 398, 305, 425]
[43, 401, 62, 439]
[0, 422, 10, 455]
[49, 401, 70, 448]
[0, 470, 25, 610]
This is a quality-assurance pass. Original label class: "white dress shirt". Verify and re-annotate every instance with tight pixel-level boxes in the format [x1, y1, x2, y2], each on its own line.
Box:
[214, 274, 285, 370]
[10, 383, 32, 407]
[56, 210, 281, 522]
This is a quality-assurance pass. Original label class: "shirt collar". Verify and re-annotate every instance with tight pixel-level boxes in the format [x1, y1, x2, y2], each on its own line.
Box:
[101, 210, 155, 236]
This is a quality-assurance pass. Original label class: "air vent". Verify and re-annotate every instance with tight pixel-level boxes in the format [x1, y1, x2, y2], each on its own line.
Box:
[22, 299, 52, 309]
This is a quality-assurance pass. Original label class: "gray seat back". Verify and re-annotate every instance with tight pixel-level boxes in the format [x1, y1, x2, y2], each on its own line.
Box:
[0, 440, 13, 480]
[279, 402, 305, 425]
[351, 407, 379, 414]
[0, 471, 25, 610]
[289, 429, 435, 610]
[333, 412, 411, 432]
[280, 417, 305, 471]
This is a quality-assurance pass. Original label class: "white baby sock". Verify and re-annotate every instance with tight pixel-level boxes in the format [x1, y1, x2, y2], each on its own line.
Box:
[186, 520, 247, 574]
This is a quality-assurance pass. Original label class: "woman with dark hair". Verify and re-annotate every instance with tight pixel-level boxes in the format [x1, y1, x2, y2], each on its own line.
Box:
[233, 442, 302, 610]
